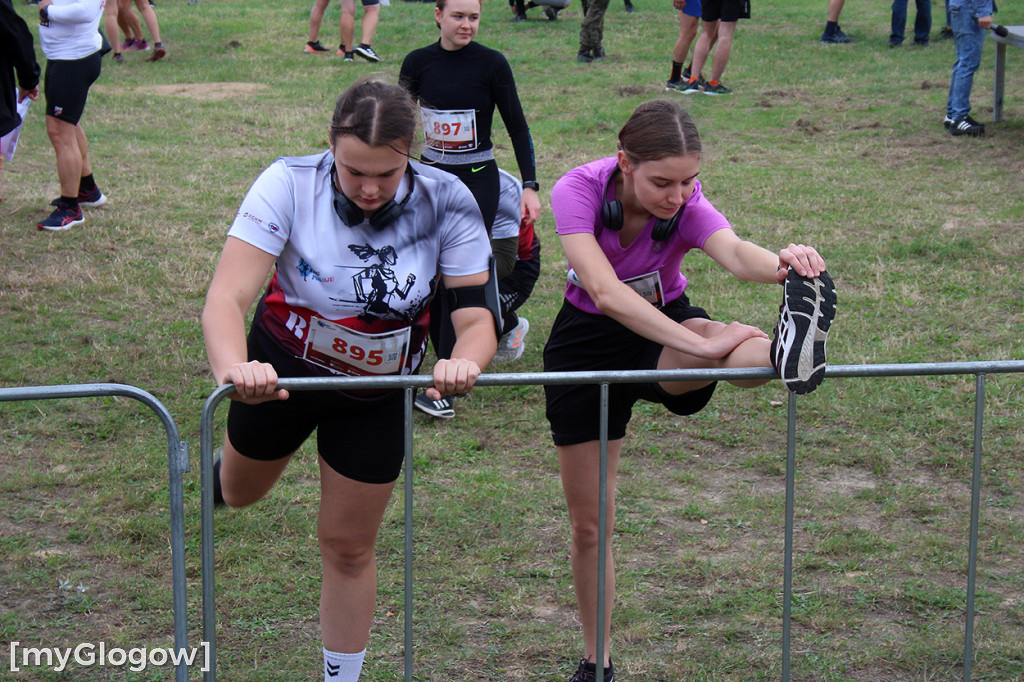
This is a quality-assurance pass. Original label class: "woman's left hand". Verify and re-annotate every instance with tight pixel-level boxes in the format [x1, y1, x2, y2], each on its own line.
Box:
[777, 243, 826, 283]
[520, 188, 541, 226]
[428, 357, 482, 400]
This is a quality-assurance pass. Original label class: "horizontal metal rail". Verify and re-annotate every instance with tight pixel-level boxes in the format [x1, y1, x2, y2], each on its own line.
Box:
[0, 383, 190, 682]
[199, 361, 1024, 681]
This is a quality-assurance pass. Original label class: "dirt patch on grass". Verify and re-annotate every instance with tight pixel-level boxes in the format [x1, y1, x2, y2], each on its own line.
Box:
[92, 82, 269, 101]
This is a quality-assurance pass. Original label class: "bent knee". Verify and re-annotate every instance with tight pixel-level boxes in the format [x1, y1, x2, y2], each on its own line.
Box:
[220, 487, 263, 508]
[319, 533, 377, 573]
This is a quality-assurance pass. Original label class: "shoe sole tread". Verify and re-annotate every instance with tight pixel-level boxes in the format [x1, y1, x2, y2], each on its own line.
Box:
[776, 270, 836, 394]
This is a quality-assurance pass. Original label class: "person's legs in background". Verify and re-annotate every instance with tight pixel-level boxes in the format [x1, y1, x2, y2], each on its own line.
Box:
[890, 0, 908, 45]
[945, 5, 986, 135]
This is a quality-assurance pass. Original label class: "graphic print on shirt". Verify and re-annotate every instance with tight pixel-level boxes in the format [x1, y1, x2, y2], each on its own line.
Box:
[333, 244, 417, 321]
[300, 243, 430, 377]
[296, 257, 334, 284]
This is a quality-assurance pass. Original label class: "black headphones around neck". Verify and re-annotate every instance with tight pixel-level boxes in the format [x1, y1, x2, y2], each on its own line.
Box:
[331, 163, 416, 230]
[600, 166, 685, 243]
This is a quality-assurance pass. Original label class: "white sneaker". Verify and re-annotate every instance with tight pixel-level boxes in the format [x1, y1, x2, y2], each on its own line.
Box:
[492, 317, 529, 364]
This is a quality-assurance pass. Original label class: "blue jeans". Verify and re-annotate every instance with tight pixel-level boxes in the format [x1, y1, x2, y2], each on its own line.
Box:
[890, 0, 932, 44]
[946, 6, 986, 120]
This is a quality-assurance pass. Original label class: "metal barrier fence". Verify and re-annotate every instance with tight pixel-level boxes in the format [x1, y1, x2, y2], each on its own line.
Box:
[190, 359, 1022, 681]
[0, 383, 191, 682]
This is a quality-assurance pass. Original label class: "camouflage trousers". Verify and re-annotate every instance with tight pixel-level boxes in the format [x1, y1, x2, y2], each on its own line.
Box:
[579, 0, 610, 51]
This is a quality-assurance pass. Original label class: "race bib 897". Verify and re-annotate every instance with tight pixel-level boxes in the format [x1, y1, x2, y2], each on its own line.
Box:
[421, 107, 478, 152]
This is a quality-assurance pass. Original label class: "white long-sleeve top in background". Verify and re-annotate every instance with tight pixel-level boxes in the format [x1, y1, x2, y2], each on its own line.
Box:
[39, 0, 104, 60]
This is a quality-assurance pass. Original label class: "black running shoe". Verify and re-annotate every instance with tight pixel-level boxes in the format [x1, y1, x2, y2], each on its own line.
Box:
[944, 114, 983, 130]
[771, 269, 837, 394]
[353, 43, 381, 62]
[820, 28, 852, 43]
[413, 393, 455, 419]
[568, 658, 615, 682]
[950, 117, 985, 137]
[702, 81, 732, 95]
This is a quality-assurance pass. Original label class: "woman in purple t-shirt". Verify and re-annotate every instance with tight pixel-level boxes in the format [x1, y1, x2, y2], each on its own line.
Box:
[544, 99, 837, 682]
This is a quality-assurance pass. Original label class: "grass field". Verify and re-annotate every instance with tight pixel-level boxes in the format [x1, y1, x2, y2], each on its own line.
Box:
[2, 0, 1024, 679]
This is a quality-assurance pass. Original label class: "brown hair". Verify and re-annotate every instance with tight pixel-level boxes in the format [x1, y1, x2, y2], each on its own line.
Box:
[617, 99, 701, 163]
[329, 77, 417, 154]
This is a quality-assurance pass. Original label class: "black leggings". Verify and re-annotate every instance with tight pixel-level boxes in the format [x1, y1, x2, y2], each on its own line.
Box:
[435, 159, 499, 236]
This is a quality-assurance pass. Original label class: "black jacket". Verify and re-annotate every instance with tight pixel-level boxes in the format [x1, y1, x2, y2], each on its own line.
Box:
[1, 0, 41, 137]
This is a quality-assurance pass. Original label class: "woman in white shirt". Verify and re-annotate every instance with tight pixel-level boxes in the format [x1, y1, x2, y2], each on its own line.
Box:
[36, 0, 108, 231]
[202, 77, 497, 682]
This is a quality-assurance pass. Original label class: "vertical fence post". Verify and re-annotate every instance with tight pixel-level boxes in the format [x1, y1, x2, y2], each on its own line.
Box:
[167, 436, 190, 682]
[963, 373, 986, 681]
[781, 391, 797, 682]
[404, 387, 415, 682]
[200, 384, 234, 682]
[595, 383, 610, 682]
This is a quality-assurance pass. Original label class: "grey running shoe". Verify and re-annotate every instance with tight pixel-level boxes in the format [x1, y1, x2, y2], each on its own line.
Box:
[493, 318, 529, 364]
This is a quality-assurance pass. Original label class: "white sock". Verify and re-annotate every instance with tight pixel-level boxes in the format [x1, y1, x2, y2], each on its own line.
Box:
[323, 647, 365, 682]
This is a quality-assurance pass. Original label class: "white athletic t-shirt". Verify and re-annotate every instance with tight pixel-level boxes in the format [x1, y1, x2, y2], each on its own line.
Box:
[228, 150, 491, 376]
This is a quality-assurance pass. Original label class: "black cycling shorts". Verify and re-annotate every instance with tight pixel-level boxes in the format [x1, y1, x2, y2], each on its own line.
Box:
[44, 51, 102, 125]
[702, 0, 750, 22]
[543, 296, 718, 447]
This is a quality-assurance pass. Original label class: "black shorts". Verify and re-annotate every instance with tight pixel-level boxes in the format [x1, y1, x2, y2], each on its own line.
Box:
[702, 0, 749, 22]
[44, 51, 102, 125]
[226, 325, 406, 484]
[543, 296, 718, 447]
